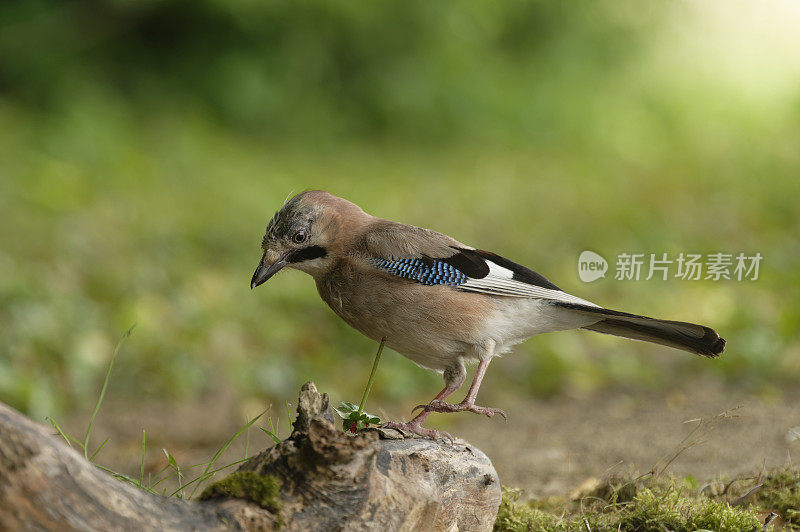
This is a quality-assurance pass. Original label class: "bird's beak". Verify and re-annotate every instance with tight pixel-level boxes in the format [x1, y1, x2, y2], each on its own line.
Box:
[251, 254, 288, 289]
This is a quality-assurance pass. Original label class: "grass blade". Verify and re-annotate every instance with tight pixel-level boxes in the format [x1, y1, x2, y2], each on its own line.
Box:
[244, 417, 251, 460]
[139, 429, 146, 486]
[89, 437, 110, 462]
[188, 410, 266, 499]
[151, 451, 184, 492]
[260, 425, 281, 444]
[151, 459, 212, 491]
[46, 416, 73, 448]
[84, 326, 134, 460]
[46, 416, 85, 449]
[95, 464, 150, 491]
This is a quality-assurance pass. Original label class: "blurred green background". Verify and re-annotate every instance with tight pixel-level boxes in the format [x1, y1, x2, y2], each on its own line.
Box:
[1, 0, 799, 422]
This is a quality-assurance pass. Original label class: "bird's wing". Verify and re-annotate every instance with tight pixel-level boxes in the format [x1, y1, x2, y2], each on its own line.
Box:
[359, 222, 598, 306]
[358, 220, 467, 259]
[454, 249, 599, 306]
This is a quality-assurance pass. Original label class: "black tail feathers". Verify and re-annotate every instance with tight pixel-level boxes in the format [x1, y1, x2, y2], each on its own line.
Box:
[582, 315, 725, 357]
[554, 302, 726, 357]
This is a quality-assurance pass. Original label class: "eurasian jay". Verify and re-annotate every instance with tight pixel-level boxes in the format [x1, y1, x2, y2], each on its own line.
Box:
[251, 191, 725, 438]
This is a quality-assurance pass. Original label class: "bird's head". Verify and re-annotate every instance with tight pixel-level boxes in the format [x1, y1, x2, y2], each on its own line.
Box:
[251, 190, 368, 288]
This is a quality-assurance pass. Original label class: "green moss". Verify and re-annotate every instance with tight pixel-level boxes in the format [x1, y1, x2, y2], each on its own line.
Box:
[756, 468, 800, 527]
[494, 488, 563, 532]
[495, 481, 763, 532]
[617, 487, 761, 532]
[200, 471, 281, 517]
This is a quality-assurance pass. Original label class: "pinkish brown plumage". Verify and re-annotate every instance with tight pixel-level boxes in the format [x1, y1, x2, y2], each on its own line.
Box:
[252, 191, 725, 438]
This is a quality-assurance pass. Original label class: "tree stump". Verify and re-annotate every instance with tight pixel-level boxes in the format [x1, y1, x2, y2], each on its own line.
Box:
[0, 382, 501, 531]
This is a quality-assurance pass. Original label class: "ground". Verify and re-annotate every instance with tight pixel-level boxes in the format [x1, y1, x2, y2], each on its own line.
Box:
[59, 379, 799, 501]
[456, 382, 798, 497]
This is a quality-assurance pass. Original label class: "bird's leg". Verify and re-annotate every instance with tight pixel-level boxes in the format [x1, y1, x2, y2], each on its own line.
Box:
[381, 363, 465, 440]
[422, 357, 507, 420]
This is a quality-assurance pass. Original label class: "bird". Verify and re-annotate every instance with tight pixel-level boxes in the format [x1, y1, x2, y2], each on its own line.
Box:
[251, 190, 725, 438]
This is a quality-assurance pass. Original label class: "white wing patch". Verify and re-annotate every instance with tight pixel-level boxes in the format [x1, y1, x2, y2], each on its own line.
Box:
[459, 260, 600, 307]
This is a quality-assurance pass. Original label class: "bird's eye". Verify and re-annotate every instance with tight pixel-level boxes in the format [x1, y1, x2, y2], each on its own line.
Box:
[292, 231, 307, 244]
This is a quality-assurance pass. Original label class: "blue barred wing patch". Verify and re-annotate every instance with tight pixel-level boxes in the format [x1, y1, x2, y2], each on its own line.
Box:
[371, 257, 467, 286]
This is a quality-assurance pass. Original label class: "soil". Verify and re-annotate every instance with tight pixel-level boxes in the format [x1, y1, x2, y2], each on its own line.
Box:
[56, 380, 799, 501]
[453, 383, 800, 497]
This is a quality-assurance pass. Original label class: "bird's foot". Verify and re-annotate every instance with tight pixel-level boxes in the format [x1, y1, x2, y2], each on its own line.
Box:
[412, 399, 508, 420]
[381, 420, 453, 441]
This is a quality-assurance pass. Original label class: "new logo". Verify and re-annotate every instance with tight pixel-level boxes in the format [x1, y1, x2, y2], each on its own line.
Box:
[578, 250, 608, 282]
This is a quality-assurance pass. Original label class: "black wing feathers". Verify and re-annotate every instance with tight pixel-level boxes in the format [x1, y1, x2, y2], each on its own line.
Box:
[441, 247, 561, 290]
[440, 248, 490, 279]
[473, 249, 562, 290]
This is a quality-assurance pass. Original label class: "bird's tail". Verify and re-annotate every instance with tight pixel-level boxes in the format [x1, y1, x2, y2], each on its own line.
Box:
[552, 302, 725, 358]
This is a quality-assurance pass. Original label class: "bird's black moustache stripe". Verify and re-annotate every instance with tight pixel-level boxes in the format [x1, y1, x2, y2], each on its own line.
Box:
[287, 245, 327, 263]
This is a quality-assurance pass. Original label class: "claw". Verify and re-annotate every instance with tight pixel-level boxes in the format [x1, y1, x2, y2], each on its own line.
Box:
[381, 421, 453, 441]
[419, 400, 507, 420]
[410, 403, 429, 414]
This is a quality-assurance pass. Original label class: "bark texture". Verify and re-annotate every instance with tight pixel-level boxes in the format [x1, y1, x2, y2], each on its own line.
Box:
[236, 382, 502, 531]
[0, 401, 277, 531]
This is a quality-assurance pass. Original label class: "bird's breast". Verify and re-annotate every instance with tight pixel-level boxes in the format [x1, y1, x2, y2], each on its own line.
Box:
[314, 262, 495, 369]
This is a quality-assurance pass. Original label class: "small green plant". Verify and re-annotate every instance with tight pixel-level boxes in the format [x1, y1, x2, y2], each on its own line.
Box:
[334, 337, 385, 433]
[333, 401, 381, 433]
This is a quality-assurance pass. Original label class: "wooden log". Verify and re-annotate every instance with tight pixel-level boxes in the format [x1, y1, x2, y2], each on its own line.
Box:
[0, 383, 501, 531]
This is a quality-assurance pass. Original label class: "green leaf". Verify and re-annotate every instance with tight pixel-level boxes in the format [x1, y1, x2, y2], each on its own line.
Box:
[333, 401, 360, 418]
